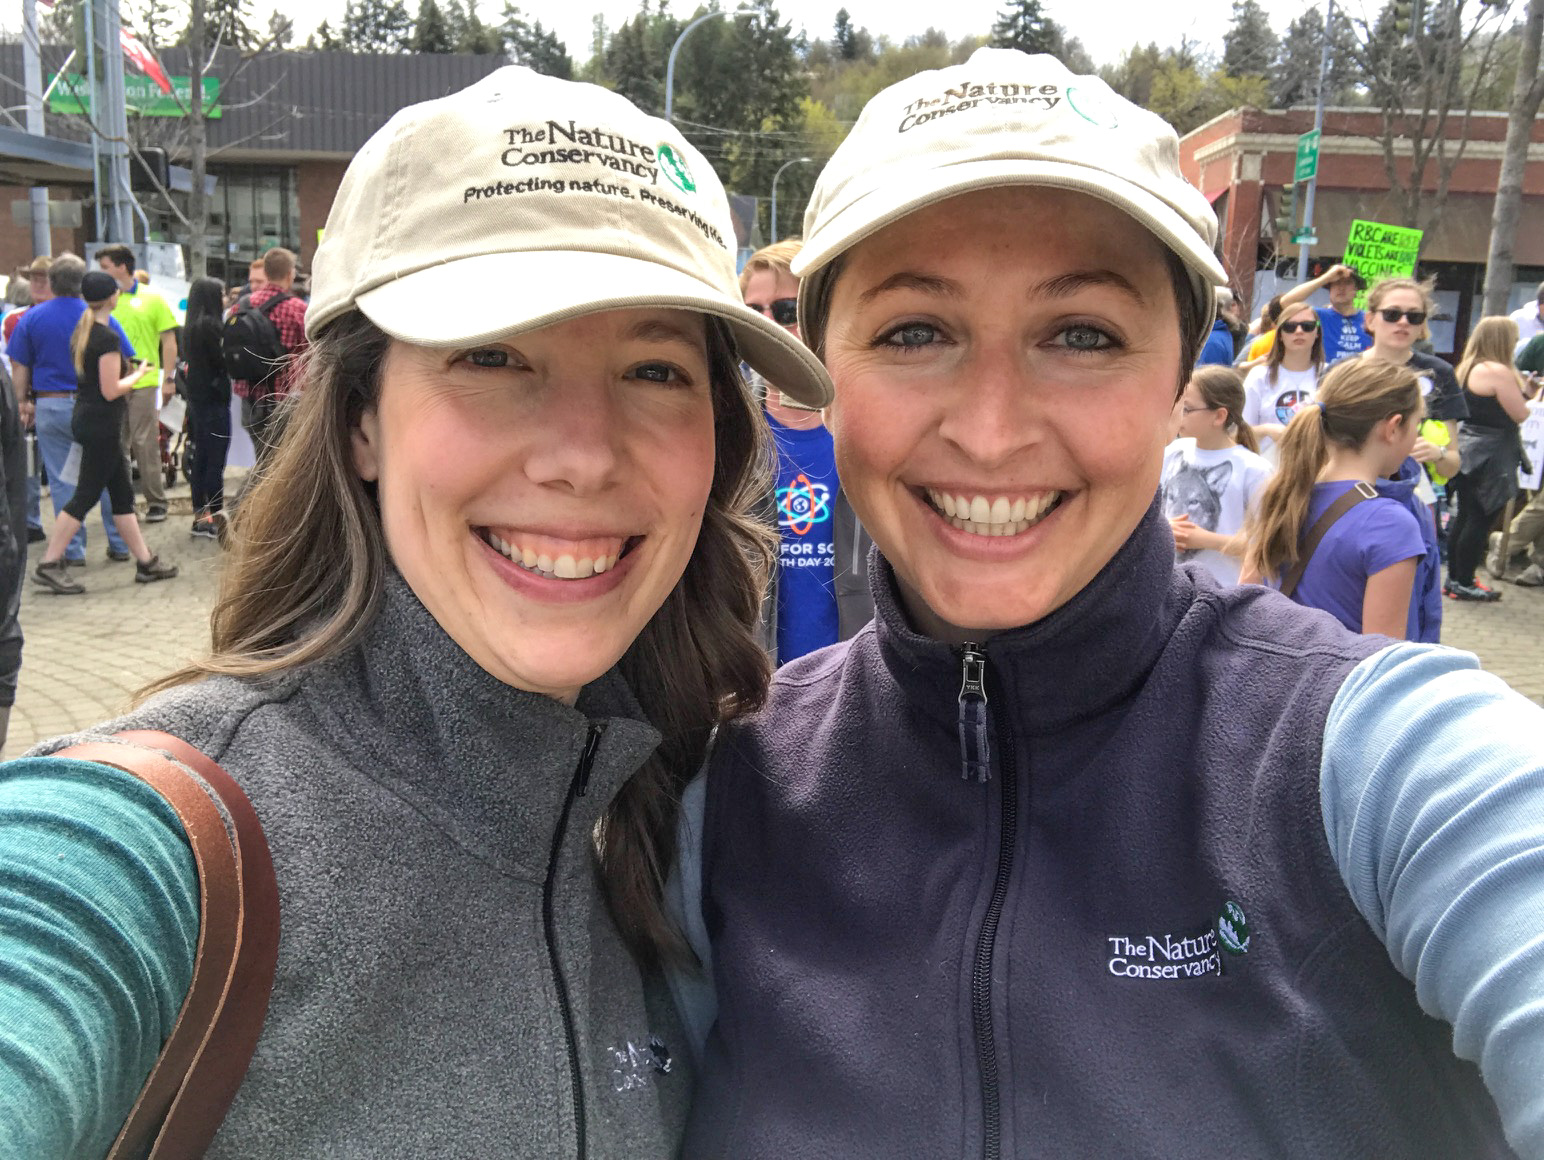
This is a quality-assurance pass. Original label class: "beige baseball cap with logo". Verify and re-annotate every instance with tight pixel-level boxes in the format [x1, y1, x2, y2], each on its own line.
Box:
[308, 66, 832, 407]
[793, 48, 1227, 346]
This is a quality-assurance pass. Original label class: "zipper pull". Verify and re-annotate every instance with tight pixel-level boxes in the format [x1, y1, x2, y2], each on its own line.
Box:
[958, 644, 991, 782]
[574, 722, 606, 797]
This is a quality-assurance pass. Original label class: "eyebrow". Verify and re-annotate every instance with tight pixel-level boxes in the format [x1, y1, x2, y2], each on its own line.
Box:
[625, 317, 707, 349]
[1031, 269, 1148, 306]
[855, 272, 961, 309]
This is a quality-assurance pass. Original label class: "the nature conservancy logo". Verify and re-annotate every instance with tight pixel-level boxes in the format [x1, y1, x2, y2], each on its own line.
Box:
[1217, 900, 1251, 955]
[1106, 926, 1223, 981]
[897, 78, 1065, 133]
[462, 119, 725, 249]
[657, 142, 696, 193]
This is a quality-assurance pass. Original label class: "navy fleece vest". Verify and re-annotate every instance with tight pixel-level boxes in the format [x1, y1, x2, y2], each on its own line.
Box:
[687, 502, 1513, 1159]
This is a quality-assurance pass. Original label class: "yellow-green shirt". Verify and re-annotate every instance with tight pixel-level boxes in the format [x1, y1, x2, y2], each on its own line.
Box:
[109, 284, 177, 390]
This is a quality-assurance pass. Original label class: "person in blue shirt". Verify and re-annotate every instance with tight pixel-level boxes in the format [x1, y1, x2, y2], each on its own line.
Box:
[5, 254, 134, 563]
[1195, 287, 1238, 366]
[1279, 262, 1373, 363]
[740, 240, 872, 663]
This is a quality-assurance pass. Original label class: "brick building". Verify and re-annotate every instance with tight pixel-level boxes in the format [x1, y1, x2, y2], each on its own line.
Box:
[1180, 106, 1544, 356]
[1, 47, 506, 286]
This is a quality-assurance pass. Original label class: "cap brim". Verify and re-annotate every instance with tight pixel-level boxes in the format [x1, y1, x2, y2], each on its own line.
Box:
[355, 251, 832, 408]
[795, 157, 1226, 338]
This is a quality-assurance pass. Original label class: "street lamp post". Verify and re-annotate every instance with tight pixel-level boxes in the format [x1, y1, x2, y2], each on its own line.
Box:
[665, 8, 753, 123]
[770, 157, 813, 243]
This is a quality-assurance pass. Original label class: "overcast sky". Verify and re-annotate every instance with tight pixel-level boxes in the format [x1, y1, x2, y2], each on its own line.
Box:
[251, 0, 1338, 70]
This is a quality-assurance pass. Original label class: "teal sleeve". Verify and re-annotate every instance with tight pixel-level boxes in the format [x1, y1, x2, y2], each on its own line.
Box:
[1322, 643, 1544, 1157]
[0, 758, 199, 1160]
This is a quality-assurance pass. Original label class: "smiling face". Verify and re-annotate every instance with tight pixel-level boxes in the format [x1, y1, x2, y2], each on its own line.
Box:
[822, 185, 1185, 641]
[351, 308, 718, 702]
[1364, 286, 1426, 354]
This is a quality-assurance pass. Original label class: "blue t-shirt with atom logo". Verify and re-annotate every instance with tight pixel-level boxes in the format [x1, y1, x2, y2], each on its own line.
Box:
[769, 414, 839, 664]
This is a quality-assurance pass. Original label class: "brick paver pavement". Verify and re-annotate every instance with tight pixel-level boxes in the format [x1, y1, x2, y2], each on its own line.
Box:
[5, 494, 1543, 758]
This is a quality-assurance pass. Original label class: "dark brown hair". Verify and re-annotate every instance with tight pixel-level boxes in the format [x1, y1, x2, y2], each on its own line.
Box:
[1187, 365, 1259, 453]
[144, 310, 775, 966]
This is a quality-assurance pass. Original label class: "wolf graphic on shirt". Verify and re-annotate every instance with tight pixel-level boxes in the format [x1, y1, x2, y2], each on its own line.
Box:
[1161, 459, 1233, 560]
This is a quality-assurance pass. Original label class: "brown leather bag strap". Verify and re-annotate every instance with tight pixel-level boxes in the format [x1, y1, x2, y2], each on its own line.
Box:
[53, 730, 279, 1160]
[1278, 481, 1379, 599]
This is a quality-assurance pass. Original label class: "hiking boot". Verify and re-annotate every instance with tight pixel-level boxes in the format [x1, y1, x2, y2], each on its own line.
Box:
[64, 557, 86, 568]
[1446, 579, 1501, 602]
[134, 554, 179, 584]
[106, 546, 131, 562]
[144, 505, 168, 524]
[33, 560, 85, 595]
[1516, 564, 1544, 588]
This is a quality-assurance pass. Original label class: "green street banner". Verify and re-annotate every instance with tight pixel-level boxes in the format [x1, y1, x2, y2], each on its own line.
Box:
[1343, 219, 1422, 283]
[47, 74, 222, 119]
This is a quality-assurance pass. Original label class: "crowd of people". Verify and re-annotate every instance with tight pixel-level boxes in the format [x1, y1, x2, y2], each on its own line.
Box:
[0, 50, 1542, 1160]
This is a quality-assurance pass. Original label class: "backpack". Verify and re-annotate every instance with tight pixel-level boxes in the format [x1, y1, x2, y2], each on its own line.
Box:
[221, 292, 292, 396]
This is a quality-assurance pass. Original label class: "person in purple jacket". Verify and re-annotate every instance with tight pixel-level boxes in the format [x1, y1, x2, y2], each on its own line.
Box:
[672, 49, 1544, 1160]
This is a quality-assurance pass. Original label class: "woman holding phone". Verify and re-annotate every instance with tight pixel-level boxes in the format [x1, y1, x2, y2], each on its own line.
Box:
[680, 50, 1544, 1159]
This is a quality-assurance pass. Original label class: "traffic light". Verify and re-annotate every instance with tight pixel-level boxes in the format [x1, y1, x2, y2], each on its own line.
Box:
[131, 148, 169, 194]
[1391, 0, 1424, 38]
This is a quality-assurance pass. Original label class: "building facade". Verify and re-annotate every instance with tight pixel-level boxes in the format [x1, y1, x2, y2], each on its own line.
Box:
[1179, 106, 1544, 356]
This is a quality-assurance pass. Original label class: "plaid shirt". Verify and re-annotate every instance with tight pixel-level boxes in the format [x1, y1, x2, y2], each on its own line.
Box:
[231, 284, 309, 401]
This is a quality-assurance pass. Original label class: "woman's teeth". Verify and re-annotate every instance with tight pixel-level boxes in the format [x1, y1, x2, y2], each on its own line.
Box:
[480, 530, 624, 579]
[924, 488, 1063, 536]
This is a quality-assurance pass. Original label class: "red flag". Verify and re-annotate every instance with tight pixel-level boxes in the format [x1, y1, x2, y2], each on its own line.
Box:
[120, 30, 173, 95]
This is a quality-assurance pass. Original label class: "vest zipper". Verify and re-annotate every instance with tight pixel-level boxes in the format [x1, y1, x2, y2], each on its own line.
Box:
[959, 643, 991, 782]
[960, 647, 1016, 1160]
[543, 721, 605, 1160]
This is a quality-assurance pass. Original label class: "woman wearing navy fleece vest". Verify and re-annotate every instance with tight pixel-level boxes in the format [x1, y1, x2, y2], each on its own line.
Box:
[676, 49, 1544, 1160]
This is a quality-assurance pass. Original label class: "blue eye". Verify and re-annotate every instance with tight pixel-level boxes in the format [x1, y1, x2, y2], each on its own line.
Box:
[881, 322, 940, 349]
[465, 348, 509, 368]
[1059, 325, 1114, 352]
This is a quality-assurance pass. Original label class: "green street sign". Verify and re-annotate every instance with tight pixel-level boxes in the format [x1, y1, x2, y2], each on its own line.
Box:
[1292, 228, 1318, 245]
[1294, 128, 1320, 184]
[47, 74, 222, 119]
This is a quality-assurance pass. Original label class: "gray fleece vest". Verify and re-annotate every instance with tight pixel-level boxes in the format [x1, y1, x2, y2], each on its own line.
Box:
[44, 574, 690, 1159]
[687, 502, 1513, 1159]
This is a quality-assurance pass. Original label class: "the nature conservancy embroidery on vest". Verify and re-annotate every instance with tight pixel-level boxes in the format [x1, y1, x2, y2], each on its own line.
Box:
[1105, 903, 1251, 981]
[608, 1034, 673, 1094]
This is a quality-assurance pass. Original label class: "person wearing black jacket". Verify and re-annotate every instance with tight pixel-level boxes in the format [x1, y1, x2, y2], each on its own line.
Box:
[182, 277, 232, 540]
[0, 357, 28, 747]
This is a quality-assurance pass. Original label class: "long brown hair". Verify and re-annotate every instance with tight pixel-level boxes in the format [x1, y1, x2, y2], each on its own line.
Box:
[1188, 365, 1259, 453]
[144, 309, 775, 966]
[1265, 302, 1325, 385]
[1243, 358, 1422, 581]
[1455, 316, 1525, 393]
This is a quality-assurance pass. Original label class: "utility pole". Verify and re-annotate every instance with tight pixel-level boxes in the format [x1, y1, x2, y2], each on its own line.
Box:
[1296, 0, 1334, 285]
[21, 0, 51, 257]
[770, 157, 812, 243]
[664, 7, 753, 122]
[91, 0, 137, 242]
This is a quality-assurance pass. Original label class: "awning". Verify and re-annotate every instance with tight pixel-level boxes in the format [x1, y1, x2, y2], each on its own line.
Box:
[0, 125, 94, 185]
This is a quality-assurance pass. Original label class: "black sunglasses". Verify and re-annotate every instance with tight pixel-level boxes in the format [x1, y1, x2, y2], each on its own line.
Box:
[1377, 307, 1427, 325]
[1279, 319, 1319, 334]
[748, 297, 799, 327]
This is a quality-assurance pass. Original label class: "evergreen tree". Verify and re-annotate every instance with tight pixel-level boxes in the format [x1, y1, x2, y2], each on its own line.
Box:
[500, 5, 574, 77]
[1222, 0, 1278, 78]
[178, 0, 262, 51]
[454, 0, 503, 53]
[990, 0, 1059, 56]
[308, 18, 342, 49]
[339, 0, 413, 52]
[413, 0, 455, 52]
[1271, 6, 1357, 107]
[834, 8, 859, 60]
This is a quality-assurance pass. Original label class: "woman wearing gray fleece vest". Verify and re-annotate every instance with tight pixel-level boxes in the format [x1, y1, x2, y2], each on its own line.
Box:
[0, 68, 834, 1158]
[679, 51, 1544, 1158]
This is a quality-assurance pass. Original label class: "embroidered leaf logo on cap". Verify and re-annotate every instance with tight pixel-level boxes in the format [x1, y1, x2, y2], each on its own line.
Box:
[1065, 85, 1120, 130]
[657, 143, 696, 193]
[1217, 901, 1250, 955]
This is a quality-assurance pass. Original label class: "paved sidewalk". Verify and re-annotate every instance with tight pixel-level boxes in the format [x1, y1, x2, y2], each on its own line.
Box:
[5, 501, 1544, 757]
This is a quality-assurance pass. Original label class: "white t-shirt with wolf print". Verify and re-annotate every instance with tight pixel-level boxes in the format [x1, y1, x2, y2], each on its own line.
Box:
[1160, 439, 1274, 586]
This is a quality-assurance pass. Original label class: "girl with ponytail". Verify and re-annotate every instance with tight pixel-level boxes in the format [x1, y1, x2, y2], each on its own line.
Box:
[1243, 358, 1431, 638]
[1162, 365, 1273, 585]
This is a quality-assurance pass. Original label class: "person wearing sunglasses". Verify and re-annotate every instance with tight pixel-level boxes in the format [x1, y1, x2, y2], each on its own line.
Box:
[1243, 301, 1326, 454]
[1361, 278, 1466, 484]
[739, 239, 872, 663]
[1278, 262, 1374, 363]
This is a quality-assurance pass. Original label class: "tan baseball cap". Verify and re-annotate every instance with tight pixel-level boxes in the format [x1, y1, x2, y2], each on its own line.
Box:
[793, 48, 1226, 346]
[308, 66, 832, 407]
